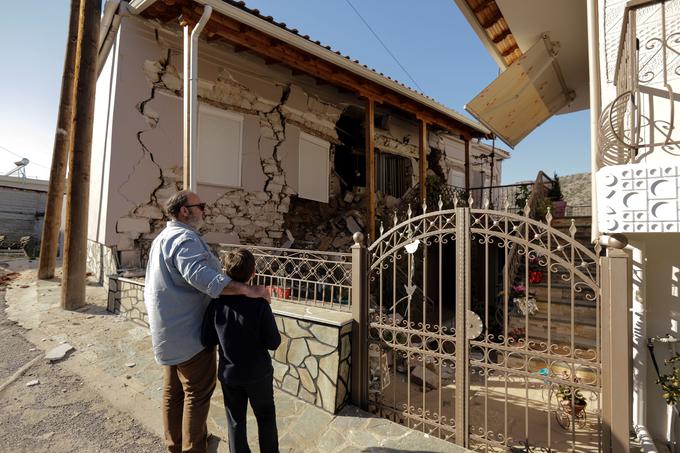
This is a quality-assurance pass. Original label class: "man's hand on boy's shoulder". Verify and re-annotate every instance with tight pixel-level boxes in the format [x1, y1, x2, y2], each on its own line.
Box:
[246, 284, 271, 303]
[221, 281, 271, 303]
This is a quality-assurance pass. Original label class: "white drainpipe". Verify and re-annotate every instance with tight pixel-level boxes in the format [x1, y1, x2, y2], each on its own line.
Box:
[185, 6, 212, 192]
[97, 0, 124, 77]
[587, 0, 601, 244]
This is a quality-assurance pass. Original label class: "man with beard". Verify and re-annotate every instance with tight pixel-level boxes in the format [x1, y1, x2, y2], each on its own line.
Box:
[144, 190, 270, 453]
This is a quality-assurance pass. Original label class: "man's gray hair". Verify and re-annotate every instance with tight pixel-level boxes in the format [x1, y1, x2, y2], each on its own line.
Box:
[165, 190, 193, 219]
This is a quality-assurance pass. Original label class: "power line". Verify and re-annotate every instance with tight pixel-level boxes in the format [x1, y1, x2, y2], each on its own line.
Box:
[0, 145, 50, 170]
[0, 144, 24, 160]
[343, 0, 425, 93]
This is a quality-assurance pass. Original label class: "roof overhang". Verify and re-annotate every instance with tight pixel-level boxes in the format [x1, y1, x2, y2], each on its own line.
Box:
[465, 34, 575, 148]
[454, 0, 589, 146]
[128, 0, 490, 138]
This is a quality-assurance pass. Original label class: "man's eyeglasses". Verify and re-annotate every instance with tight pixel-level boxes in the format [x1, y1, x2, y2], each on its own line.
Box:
[184, 203, 206, 211]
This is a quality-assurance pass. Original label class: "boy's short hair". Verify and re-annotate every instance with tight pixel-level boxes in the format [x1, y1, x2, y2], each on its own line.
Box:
[223, 248, 256, 283]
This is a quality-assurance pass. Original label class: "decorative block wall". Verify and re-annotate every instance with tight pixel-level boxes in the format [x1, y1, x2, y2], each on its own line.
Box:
[597, 163, 680, 233]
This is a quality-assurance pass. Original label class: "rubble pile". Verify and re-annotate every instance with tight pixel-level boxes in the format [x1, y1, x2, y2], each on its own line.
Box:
[284, 188, 368, 252]
[283, 186, 410, 252]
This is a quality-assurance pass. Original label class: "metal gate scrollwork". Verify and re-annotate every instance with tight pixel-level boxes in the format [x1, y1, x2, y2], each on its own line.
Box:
[365, 197, 603, 452]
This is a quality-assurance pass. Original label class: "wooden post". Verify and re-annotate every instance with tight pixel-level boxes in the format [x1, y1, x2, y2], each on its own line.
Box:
[464, 136, 471, 191]
[418, 118, 427, 204]
[38, 0, 82, 280]
[61, 0, 101, 310]
[365, 98, 375, 241]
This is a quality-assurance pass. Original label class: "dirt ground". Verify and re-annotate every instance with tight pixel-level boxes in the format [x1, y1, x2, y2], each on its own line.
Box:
[0, 275, 165, 453]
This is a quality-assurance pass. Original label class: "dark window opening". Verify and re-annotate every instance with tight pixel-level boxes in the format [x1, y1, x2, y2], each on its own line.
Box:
[334, 108, 366, 191]
[376, 152, 410, 198]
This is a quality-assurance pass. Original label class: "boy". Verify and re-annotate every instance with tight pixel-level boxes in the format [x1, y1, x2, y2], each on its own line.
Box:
[202, 249, 281, 453]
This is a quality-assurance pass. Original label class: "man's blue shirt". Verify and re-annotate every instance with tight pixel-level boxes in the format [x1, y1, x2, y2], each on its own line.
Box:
[144, 220, 231, 365]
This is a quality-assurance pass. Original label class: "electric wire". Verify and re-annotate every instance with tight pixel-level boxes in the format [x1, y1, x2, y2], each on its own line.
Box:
[343, 0, 425, 93]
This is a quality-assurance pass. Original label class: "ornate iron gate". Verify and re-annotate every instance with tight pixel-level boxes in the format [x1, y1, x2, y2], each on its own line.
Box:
[365, 200, 603, 452]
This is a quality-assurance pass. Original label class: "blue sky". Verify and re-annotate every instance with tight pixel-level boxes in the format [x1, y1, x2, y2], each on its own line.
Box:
[0, 0, 590, 183]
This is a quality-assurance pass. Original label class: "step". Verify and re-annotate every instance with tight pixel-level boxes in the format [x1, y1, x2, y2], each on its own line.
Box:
[513, 268, 596, 287]
[502, 326, 597, 352]
[551, 217, 592, 229]
[533, 298, 598, 319]
[503, 354, 599, 381]
[530, 284, 595, 302]
[508, 314, 597, 345]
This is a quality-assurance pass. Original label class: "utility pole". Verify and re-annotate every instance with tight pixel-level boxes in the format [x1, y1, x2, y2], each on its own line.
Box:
[38, 0, 82, 280]
[62, 0, 101, 310]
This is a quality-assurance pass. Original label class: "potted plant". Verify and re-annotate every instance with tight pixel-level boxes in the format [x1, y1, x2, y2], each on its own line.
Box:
[548, 173, 567, 218]
[658, 353, 680, 406]
[556, 384, 587, 415]
[510, 284, 538, 316]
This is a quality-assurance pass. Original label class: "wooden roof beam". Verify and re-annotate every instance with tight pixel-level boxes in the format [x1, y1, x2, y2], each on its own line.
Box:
[178, 7, 486, 138]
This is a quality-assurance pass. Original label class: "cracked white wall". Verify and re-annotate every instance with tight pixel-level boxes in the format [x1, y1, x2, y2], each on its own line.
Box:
[88, 16, 357, 261]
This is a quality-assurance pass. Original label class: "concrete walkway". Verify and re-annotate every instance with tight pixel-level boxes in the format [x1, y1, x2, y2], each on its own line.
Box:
[4, 263, 468, 452]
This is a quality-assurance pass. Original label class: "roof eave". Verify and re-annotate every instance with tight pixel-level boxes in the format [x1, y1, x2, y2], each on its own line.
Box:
[452, 0, 508, 70]
[128, 0, 159, 15]
[129, 0, 489, 136]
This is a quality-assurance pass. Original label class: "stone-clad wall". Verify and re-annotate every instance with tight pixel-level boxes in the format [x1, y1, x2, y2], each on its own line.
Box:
[87, 240, 119, 291]
[272, 316, 351, 413]
[107, 276, 354, 413]
[107, 276, 148, 327]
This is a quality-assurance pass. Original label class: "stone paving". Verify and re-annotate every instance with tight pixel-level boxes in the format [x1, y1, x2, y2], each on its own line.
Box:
[4, 263, 469, 452]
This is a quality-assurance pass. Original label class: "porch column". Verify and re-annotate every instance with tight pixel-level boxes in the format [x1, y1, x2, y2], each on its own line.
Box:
[418, 118, 427, 204]
[365, 97, 375, 241]
[601, 246, 632, 452]
[464, 136, 471, 191]
[350, 232, 368, 409]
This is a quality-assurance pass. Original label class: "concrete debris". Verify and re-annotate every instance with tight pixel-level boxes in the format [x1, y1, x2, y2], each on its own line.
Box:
[26, 379, 40, 387]
[345, 216, 361, 234]
[384, 195, 399, 209]
[410, 365, 439, 390]
[45, 343, 74, 362]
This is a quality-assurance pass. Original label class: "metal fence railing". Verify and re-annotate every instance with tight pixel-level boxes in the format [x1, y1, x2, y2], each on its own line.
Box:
[218, 243, 353, 311]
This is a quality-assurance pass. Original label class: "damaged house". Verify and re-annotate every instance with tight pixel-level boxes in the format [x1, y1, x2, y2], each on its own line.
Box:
[86, 0, 508, 281]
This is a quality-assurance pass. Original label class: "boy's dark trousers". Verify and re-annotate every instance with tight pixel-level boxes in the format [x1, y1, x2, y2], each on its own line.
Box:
[221, 374, 279, 453]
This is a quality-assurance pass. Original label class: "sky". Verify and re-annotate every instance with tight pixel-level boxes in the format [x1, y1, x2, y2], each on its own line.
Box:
[0, 0, 591, 183]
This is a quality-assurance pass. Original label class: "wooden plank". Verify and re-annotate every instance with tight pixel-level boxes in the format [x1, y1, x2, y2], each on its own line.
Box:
[418, 118, 427, 204]
[365, 98, 375, 241]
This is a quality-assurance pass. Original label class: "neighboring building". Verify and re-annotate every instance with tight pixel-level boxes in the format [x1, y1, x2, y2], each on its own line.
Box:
[455, 0, 679, 448]
[0, 176, 48, 246]
[87, 0, 508, 281]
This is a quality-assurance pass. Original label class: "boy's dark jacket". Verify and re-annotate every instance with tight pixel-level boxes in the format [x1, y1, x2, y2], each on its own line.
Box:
[201, 295, 282, 384]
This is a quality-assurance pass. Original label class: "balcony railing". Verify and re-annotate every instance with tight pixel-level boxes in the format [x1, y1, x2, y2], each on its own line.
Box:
[599, 0, 680, 166]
